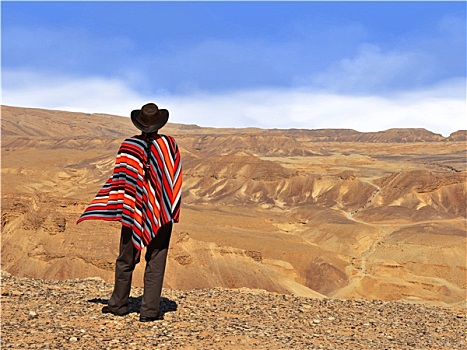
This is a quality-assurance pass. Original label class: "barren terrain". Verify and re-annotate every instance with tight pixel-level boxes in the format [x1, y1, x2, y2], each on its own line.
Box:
[1, 105, 466, 308]
[2, 271, 465, 349]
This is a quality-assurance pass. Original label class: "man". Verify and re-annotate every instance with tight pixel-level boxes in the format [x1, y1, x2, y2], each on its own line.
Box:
[77, 103, 182, 322]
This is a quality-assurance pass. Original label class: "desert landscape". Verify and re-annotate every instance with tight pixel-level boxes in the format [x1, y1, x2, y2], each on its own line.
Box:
[1, 105, 466, 348]
[2, 104, 466, 308]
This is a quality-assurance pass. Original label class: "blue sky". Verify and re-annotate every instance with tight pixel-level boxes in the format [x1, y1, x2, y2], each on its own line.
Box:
[2, 1, 466, 135]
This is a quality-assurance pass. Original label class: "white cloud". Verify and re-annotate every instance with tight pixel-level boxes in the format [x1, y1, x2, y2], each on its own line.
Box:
[164, 84, 466, 136]
[2, 70, 465, 137]
[302, 44, 435, 93]
[1, 70, 146, 117]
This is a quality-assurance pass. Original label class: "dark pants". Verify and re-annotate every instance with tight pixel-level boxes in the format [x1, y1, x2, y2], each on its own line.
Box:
[107, 223, 172, 317]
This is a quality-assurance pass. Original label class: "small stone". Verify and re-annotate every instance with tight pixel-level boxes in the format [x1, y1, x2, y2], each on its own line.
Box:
[69, 337, 78, 342]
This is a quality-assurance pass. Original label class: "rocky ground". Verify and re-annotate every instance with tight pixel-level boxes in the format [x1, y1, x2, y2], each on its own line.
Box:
[1, 271, 465, 349]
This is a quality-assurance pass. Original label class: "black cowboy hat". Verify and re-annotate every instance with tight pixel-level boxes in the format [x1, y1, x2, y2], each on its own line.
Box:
[131, 103, 169, 133]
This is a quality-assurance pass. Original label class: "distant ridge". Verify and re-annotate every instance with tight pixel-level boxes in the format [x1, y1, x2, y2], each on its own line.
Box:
[1, 105, 463, 143]
[447, 130, 467, 142]
[278, 128, 446, 143]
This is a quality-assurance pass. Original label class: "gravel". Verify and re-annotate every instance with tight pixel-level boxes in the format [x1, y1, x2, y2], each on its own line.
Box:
[1, 271, 465, 349]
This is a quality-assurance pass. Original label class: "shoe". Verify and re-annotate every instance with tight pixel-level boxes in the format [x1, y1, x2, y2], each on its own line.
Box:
[139, 314, 163, 322]
[101, 305, 129, 316]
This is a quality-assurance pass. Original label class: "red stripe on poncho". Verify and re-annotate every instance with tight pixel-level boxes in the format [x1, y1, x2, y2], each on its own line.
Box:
[77, 133, 182, 250]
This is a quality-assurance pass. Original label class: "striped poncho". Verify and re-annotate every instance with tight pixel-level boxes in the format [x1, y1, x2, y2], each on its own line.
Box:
[77, 133, 182, 250]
